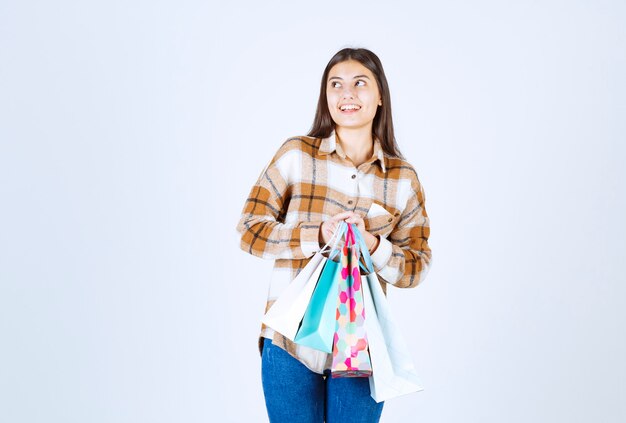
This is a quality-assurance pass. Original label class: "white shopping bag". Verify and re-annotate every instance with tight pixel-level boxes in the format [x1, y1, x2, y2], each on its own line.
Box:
[262, 223, 346, 340]
[261, 253, 326, 340]
[363, 273, 424, 402]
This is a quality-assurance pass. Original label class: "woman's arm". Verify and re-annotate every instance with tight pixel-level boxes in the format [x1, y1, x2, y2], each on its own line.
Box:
[369, 176, 432, 288]
[235, 139, 323, 260]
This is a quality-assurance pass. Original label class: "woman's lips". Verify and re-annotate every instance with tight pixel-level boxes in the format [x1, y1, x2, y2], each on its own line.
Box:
[339, 104, 361, 114]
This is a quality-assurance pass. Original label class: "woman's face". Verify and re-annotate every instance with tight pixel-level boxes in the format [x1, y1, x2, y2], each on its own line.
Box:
[326, 60, 382, 133]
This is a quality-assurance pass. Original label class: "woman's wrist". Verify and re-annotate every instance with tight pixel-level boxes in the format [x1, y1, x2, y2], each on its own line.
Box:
[365, 233, 380, 254]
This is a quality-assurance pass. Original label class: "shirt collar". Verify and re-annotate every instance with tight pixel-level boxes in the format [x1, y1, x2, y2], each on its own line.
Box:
[319, 131, 387, 173]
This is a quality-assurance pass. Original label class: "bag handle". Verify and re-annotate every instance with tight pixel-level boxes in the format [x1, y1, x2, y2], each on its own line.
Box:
[349, 223, 375, 274]
[320, 220, 348, 261]
[318, 222, 374, 274]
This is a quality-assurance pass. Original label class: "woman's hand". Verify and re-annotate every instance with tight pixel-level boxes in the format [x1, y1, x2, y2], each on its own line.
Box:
[319, 211, 380, 253]
[319, 211, 352, 245]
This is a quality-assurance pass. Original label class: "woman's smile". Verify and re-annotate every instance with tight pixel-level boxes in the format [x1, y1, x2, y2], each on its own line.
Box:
[339, 103, 362, 113]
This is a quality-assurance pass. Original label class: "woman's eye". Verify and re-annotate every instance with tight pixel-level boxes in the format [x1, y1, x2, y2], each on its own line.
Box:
[331, 81, 341, 88]
[355, 80, 366, 87]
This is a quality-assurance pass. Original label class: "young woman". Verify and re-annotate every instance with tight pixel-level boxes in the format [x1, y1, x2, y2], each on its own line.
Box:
[236, 47, 432, 422]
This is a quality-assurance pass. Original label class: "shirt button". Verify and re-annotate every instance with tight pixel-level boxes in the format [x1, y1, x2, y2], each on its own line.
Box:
[348, 200, 353, 205]
[351, 174, 356, 179]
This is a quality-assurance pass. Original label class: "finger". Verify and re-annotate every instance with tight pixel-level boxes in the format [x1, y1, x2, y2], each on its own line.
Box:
[332, 211, 354, 221]
[324, 218, 339, 227]
[326, 221, 340, 233]
[344, 215, 362, 223]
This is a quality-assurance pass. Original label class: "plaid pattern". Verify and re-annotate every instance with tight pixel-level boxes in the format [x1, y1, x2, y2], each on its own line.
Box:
[236, 131, 432, 374]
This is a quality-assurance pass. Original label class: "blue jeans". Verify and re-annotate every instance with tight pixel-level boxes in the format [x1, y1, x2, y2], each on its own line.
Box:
[261, 338, 384, 422]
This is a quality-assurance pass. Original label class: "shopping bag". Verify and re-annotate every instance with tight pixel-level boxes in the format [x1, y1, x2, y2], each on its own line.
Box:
[261, 254, 325, 340]
[293, 258, 341, 353]
[363, 272, 424, 402]
[331, 224, 373, 377]
[294, 222, 349, 352]
[262, 222, 346, 340]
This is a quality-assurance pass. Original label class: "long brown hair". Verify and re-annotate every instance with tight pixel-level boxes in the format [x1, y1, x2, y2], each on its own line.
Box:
[308, 48, 403, 158]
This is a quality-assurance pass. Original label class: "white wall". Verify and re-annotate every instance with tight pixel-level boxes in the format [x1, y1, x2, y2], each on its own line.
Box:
[1, 1, 625, 422]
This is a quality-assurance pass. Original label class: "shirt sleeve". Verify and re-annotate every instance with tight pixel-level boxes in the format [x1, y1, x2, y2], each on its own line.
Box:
[369, 174, 432, 288]
[235, 140, 323, 260]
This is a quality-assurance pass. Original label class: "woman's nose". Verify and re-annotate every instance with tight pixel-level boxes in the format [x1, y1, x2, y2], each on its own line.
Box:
[341, 87, 355, 99]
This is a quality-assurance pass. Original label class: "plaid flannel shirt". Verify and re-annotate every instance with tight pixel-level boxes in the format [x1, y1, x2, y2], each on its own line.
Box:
[236, 131, 432, 374]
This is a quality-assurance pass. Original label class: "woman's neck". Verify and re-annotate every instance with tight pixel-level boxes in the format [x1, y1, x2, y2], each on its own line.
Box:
[335, 126, 374, 168]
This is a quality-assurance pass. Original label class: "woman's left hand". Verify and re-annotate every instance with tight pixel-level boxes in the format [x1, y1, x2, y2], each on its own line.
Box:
[343, 212, 380, 253]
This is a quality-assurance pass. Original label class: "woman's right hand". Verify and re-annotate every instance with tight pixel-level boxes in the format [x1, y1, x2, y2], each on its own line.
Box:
[318, 211, 355, 246]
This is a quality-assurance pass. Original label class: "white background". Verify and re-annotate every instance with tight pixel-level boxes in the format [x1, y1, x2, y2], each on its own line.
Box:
[1, 1, 625, 422]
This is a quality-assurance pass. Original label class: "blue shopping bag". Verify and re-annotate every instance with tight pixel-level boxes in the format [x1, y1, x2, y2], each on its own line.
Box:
[294, 223, 347, 353]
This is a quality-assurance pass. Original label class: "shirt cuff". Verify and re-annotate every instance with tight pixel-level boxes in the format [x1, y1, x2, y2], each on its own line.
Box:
[300, 221, 323, 257]
[370, 236, 393, 271]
